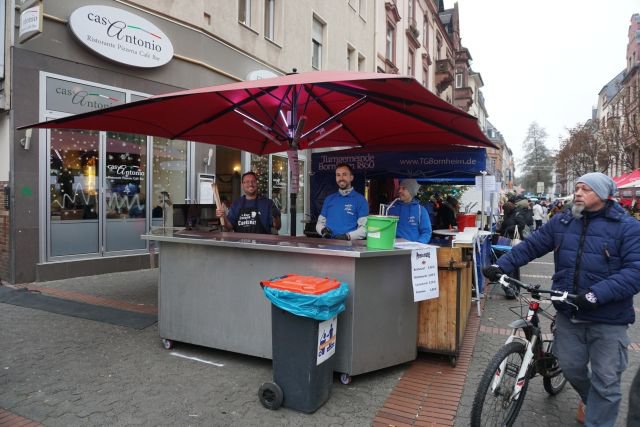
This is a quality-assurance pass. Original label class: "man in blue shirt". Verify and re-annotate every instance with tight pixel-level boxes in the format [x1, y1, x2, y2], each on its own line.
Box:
[387, 179, 432, 243]
[316, 163, 368, 240]
[216, 171, 281, 234]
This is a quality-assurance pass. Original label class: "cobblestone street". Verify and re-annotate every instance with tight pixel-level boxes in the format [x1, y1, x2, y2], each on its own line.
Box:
[1, 254, 638, 426]
[455, 253, 638, 427]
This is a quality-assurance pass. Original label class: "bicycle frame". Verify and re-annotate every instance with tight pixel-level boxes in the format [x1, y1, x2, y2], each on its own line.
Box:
[490, 299, 542, 401]
[489, 274, 575, 402]
[471, 275, 576, 427]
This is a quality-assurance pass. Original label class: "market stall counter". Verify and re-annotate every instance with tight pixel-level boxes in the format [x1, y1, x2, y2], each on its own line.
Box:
[416, 246, 472, 366]
[142, 229, 417, 383]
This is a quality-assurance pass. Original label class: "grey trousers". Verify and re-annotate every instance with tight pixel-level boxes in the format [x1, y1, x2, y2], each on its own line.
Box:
[553, 313, 629, 427]
[629, 367, 640, 427]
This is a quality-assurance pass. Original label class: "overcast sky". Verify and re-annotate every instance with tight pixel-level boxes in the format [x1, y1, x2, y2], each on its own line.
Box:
[445, 0, 638, 166]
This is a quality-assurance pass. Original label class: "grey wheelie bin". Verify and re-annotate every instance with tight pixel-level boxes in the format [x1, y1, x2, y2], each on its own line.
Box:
[258, 274, 349, 413]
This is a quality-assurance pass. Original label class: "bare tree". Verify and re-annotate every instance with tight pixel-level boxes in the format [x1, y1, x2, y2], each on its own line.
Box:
[519, 122, 554, 192]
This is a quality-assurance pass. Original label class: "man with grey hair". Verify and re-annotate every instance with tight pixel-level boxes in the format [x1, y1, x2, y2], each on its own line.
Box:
[483, 172, 640, 426]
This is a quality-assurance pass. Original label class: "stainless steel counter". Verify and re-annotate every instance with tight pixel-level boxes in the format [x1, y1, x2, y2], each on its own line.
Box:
[145, 228, 413, 257]
[143, 229, 417, 379]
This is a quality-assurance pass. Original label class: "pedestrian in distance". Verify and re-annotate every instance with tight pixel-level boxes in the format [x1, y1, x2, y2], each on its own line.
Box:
[483, 172, 640, 427]
[216, 171, 281, 234]
[316, 163, 368, 240]
[387, 178, 432, 243]
[498, 199, 528, 240]
[532, 200, 544, 230]
[436, 195, 459, 229]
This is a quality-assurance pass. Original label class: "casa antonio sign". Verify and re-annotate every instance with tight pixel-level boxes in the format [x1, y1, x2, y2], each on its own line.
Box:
[69, 5, 174, 68]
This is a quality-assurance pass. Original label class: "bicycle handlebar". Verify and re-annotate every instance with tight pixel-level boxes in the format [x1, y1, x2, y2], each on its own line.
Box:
[497, 274, 577, 302]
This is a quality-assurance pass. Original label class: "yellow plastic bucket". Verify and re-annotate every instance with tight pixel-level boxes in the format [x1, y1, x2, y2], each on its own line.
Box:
[366, 215, 399, 249]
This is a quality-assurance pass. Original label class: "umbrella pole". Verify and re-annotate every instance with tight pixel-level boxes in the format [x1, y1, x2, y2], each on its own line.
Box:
[290, 193, 296, 236]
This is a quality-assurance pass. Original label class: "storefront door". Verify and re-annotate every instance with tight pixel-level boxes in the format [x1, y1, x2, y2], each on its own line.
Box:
[104, 132, 148, 252]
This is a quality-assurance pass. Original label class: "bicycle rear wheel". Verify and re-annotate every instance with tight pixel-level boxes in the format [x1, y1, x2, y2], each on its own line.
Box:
[471, 341, 530, 427]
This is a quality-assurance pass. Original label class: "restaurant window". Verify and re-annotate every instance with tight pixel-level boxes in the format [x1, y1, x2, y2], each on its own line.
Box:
[264, 0, 275, 40]
[42, 73, 193, 261]
[49, 129, 100, 256]
[239, 0, 251, 26]
[436, 35, 442, 60]
[151, 137, 188, 228]
[312, 17, 324, 70]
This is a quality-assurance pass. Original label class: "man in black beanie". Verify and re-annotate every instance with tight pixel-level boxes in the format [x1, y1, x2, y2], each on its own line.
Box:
[483, 172, 640, 426]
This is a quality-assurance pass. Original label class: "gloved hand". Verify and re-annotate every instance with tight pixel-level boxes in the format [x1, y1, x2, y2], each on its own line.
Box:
[574, 291, 599, 311]
[333, 233, 350, 241]
[482, 264, 504, 282]
[320, 227, 332, 238]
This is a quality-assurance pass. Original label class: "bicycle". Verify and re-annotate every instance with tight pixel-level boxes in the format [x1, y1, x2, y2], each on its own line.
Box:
[470, 274, 577, 427]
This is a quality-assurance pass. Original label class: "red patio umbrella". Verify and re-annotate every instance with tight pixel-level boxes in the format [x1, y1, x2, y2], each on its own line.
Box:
[20, 71, 495, 154]
[20, 71, 496, 235]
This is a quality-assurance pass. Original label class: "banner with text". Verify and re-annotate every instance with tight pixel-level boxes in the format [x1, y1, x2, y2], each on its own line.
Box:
[312, 149, 486, 177]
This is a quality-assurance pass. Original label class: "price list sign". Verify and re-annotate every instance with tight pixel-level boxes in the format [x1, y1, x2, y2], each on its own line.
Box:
[411, 247, 439, 302]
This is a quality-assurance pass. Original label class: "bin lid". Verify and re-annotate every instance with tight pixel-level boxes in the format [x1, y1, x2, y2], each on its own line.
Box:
[261, 274, 341, 295]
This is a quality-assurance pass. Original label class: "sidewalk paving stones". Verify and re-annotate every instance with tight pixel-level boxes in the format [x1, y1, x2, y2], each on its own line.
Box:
[1, 252, 638, 426]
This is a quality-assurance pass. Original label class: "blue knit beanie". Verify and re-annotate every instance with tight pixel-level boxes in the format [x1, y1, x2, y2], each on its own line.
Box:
[576, 172, 616, 201]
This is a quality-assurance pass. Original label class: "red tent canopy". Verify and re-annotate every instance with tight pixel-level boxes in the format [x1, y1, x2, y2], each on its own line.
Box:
[614, 169, 640, 187]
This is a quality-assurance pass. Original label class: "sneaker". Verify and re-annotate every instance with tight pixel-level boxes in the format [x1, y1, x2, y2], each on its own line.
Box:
[576, 401, 585, 424]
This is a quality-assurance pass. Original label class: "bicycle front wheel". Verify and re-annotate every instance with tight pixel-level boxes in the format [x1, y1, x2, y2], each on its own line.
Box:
[471, 341, 530, 427]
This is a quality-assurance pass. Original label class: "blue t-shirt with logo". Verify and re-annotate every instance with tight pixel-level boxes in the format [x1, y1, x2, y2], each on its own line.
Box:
[320, 190, 369, 235]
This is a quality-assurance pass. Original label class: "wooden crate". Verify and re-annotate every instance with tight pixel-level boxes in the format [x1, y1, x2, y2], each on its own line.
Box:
[416, 246, 472, 363]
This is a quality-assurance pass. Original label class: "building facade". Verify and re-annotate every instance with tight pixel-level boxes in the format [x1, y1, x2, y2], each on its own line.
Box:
[0, 0, 511, 284]
[0, 0, 377, 284]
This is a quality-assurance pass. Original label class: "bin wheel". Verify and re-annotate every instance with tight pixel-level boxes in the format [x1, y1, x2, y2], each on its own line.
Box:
[339, 373, 352, 385]
[258, 382, 283, 410]
[449, 356, 457, 367]
[161, 338, 174, 350]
